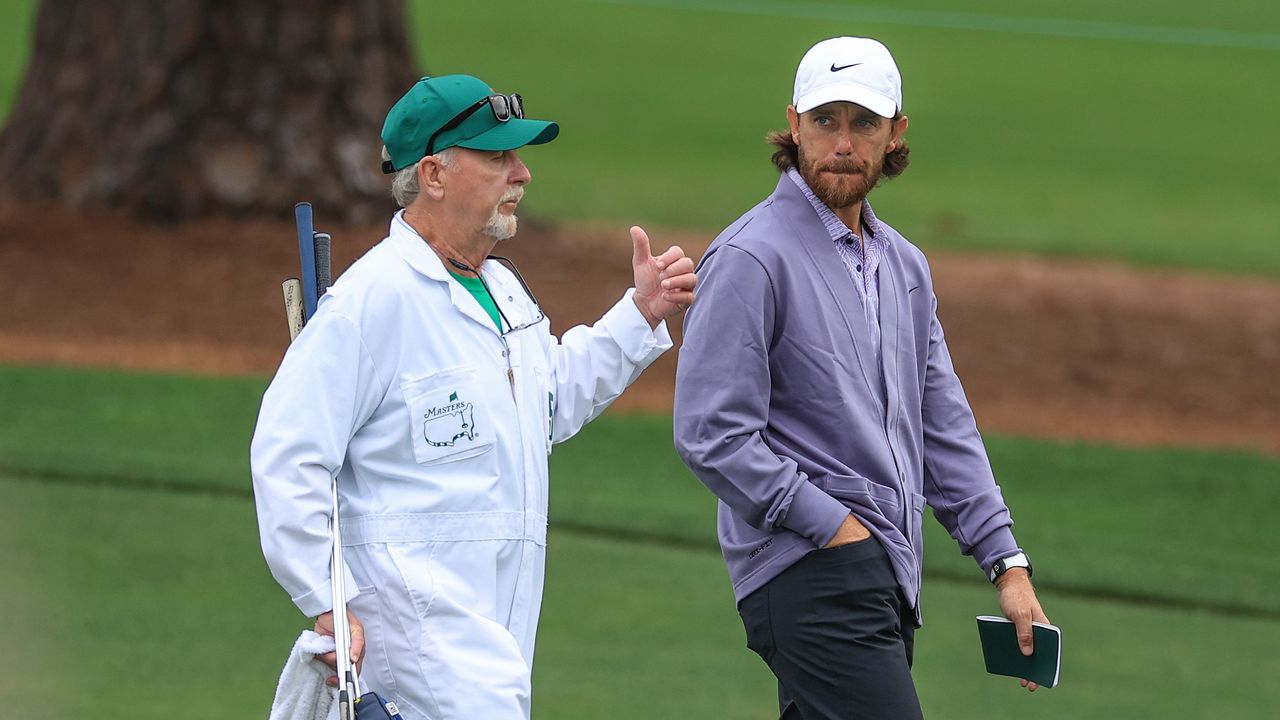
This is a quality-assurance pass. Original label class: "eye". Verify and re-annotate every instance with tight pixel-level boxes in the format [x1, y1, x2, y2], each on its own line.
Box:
[813, 115, 833, 127]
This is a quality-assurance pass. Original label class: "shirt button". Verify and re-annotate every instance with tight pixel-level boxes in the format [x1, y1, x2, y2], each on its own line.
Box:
[501, 350, 509, 357]
[507, 296, 514, 302]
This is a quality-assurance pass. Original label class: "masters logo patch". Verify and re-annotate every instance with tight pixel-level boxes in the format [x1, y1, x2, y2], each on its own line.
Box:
[423, 390, 477, 447]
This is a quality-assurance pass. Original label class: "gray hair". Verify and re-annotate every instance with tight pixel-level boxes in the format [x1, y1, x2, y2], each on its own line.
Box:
[381, 146, 458, 208]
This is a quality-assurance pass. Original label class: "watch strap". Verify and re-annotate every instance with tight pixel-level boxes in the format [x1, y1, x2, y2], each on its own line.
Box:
[989, 552, 1032, 583]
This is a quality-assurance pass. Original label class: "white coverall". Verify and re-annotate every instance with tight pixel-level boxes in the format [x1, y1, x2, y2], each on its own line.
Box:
[251, 212, 671, 719]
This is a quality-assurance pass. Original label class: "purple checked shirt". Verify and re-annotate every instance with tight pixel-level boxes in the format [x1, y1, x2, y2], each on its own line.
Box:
[786, 168, 888, 356]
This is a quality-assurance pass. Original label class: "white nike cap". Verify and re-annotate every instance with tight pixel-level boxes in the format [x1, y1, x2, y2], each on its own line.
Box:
[793, 37, 902, 118]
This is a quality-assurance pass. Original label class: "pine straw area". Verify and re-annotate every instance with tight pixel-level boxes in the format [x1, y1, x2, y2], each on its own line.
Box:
[2, 204, 1277, 456]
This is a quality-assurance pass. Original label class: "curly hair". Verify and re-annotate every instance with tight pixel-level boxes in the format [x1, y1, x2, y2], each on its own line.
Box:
[766, 117, 910, 180]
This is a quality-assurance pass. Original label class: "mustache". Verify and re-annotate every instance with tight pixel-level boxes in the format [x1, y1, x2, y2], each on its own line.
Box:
[817, 160, 865, 174]
[499, 189, 524, 204]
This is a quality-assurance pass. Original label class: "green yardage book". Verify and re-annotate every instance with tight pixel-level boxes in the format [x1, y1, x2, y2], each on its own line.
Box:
[975, 616, 1061, 688]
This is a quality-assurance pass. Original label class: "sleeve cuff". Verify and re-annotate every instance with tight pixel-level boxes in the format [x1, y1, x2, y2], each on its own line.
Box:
[600, 288, 674, 363]
[973, 530, 1022, 577]
[291, 561, 361, 618]
[781, 480, 852, 547]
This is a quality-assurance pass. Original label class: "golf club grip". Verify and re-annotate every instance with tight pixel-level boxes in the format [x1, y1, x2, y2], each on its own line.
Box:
[295, 202, 318, 321]
[282, 278, 304, 342]
[314, 232, 332, 300]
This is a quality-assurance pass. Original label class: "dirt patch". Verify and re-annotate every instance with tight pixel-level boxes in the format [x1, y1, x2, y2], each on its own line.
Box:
[2, 205, 1277, 456]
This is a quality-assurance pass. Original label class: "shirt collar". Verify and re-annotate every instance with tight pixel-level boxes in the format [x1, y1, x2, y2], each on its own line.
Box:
[389, 210, 526, 297]
[784, 167, 887, 244]
[388, 210, 535, 331]
[389, 210, 451, 282]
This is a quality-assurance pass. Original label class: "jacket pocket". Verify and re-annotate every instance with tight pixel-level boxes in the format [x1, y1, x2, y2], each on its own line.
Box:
[910, 491, 926, 561]
[347, 584, 400, 703]
[820, 474, 902, 517]
[401, 367, 496, 465]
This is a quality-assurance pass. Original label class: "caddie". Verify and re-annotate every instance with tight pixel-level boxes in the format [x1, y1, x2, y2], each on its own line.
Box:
[251, 74, 697, 719]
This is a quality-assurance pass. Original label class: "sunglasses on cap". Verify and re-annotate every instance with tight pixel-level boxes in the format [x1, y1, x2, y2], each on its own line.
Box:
[425, 93, 524, 157]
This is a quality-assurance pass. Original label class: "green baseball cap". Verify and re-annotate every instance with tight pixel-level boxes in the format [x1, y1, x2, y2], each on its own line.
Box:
[380, 74, 559, 173]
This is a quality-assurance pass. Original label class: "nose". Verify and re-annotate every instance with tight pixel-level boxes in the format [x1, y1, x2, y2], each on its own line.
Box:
[833, 131, 854, 157]
[509, 151, 532, 185]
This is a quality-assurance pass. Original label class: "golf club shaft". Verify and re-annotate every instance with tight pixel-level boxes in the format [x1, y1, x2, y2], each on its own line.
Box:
[331, 482, 355, 702]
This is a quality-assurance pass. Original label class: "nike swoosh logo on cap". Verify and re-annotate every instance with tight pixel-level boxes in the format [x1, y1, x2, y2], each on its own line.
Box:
[830, 62, 862, 72]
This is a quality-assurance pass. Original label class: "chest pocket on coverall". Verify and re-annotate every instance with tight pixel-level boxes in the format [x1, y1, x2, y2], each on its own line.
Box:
[401, 366, 496, 465]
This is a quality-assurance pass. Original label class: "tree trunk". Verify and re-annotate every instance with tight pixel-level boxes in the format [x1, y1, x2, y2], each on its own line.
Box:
[0, 0, 418, 223]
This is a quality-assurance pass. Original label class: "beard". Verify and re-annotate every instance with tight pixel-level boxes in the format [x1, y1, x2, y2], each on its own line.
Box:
[797, 144, 883, 210]
[483, 189, 524, 241]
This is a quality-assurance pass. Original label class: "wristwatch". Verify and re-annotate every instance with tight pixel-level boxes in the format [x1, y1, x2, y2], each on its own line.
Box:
[989, 552, 1032, 583]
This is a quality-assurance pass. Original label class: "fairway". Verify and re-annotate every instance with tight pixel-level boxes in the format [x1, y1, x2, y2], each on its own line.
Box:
[1, 365, 1278, 716]
[3, 471, 1279, 719]
[6, 364, 1278, 617]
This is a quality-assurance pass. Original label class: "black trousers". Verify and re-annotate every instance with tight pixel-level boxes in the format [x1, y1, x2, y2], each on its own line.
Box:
[737, 537, 925, 720]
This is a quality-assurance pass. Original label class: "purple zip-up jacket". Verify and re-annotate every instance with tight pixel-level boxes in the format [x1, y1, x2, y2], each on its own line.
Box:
[674, 175, 1021, 618]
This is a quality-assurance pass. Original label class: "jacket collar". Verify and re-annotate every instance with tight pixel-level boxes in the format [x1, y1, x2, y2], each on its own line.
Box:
[783, 167, 889, 245]
[770, 175, 887, 408]
[387, 210, 534, 334]
[389, 210, 452, 282]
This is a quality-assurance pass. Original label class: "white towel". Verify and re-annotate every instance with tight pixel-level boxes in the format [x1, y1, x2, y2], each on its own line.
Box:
[268, 630, 339, 720]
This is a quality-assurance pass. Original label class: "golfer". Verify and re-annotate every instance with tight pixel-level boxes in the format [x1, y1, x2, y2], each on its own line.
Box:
[674, 37, 1048, 718]
[251, 74, 696, 719]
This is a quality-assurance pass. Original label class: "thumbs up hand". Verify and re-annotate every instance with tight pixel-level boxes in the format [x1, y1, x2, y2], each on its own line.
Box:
[630, 226, 697, 329]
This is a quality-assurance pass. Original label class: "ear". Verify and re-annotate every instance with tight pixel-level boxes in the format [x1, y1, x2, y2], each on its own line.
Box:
[888, 114, 909, 151]
[417, 156, 447, 201]
[786, 105, 801, 144]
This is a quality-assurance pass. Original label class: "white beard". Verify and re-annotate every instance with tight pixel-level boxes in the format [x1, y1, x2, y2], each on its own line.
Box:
[484, 210, 518, 241]
[483, 189, 523, 241]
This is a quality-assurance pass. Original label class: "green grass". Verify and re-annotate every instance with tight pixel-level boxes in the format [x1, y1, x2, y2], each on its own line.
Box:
[927, 436, 1280, 614]
[910, 576, 1280, 719]
[0, 364, 263, 489]
[0, 0, 35, 118]
[404, 0, 1280, 275]
[4, 362, 1279, 617]
[3, 475, 1278, 719]
[542, 530, 1280, 720]
[1, 1, 1278, 274]
[1, 362, 1279, 717]
[550, 415, 1280, 615]
[0, 477, 301, 718]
